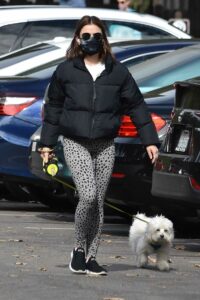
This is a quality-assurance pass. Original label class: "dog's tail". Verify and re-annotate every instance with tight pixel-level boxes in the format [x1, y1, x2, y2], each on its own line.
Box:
[129, 213, 149, 235]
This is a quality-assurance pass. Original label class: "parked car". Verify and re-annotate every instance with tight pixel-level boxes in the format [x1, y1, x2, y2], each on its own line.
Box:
[130, 43, 200, 94]
[0, 78, 172, 209]
[152, 78, 200, 211]
[0, 38, 198, 77]
[0, 5, 191, 55]
[28, 83, 175, 210]
[2, 42, 200, 211]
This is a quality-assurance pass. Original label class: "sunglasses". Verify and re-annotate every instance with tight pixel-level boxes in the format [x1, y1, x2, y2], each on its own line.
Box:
[117, 1, 126, 4]
[80, 32, 103, 41]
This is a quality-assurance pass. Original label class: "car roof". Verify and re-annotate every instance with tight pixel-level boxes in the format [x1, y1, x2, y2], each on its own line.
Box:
[0, 5, 190, 39]
[111, 38, 199, 52]
[111, 38, 199, 47]
[0, 37, 196, 77]
[131, 44, 200, 79]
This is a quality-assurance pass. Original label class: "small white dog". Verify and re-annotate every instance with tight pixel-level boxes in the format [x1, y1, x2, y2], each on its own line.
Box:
[129, 213, 174, 271]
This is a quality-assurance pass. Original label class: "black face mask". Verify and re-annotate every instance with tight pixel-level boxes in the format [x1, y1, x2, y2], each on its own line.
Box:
[80, 37, 103, 55]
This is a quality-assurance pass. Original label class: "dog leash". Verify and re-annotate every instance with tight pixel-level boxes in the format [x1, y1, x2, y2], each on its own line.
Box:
[47, 173, 149, 224]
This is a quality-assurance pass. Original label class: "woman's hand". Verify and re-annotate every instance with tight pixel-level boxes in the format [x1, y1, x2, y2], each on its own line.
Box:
[146, 145, 158, 164]
[38, 147, 54, 163]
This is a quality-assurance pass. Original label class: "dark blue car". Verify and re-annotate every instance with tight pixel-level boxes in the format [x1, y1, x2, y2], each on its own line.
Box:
[0, 39, 198, 208]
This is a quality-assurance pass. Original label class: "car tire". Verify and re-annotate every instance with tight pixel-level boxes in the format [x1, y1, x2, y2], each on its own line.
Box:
[4, 182, 34, 202]
[4, 181, 77, 211]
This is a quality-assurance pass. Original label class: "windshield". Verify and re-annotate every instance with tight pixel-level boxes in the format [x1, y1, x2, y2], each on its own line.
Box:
[18, 57, 65, 78]
[0, 43, 58, 69]
[129, 44, 200, 93]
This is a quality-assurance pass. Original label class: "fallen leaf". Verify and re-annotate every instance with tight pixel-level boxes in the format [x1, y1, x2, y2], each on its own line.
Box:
[15, 262, 27, 266]
[174, 245, 185, 250]
[39, 267, 47, 272]
[110, 255, 126, 260]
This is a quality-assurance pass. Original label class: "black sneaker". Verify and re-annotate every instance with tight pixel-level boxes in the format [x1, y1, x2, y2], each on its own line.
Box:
[86, 257, 107, 275]
[69, 247, 86, 274]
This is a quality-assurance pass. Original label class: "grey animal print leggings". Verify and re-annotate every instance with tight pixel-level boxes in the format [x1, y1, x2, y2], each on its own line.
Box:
[63, 137, 115, 258]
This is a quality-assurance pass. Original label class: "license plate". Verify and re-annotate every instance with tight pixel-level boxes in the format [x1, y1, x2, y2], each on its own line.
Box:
[175, 129, 190, 153]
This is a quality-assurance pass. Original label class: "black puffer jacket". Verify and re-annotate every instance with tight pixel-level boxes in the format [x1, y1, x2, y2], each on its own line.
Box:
[40, 54, 159, 146]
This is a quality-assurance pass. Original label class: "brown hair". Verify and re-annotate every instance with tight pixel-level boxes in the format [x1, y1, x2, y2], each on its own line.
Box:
[66, 15, 115, 61]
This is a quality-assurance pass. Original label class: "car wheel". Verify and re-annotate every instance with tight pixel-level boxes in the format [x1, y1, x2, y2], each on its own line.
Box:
[4, 181, 77, 211]
[4, 182, 34, 202]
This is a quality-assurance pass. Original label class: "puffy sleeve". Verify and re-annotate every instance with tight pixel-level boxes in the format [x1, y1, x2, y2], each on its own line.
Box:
[40, 68, 65, 147]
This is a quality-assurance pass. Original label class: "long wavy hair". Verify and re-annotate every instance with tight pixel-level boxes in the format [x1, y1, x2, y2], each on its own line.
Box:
[66, 15, 115, 61]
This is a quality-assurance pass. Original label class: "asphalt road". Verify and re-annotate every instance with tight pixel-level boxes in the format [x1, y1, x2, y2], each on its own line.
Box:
[0, 199, 200, 300]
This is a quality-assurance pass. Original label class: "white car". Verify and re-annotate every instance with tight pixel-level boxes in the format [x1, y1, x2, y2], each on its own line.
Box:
[0, 38, 71, 76]
[0, 5, 191, 55]
[0, 37, 196, 77]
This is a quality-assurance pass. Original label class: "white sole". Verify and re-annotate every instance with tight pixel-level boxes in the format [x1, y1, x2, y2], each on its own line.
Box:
[86, 270, 107, 276]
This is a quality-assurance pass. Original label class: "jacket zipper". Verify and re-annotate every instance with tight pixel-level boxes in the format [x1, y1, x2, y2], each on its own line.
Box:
[90, 70, 106, 138]
[84, 67, 105, 139]
[90, 81, 96, 138]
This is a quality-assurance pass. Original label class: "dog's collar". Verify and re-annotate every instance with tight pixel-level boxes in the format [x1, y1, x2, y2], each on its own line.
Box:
[149, 243, 162, 250]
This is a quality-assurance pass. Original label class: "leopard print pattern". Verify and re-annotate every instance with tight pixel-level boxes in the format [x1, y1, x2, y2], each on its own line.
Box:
[63, 137, 115, 258]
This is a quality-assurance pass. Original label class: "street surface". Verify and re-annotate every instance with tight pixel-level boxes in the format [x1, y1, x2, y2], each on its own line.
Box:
[0, 199, 200, 300]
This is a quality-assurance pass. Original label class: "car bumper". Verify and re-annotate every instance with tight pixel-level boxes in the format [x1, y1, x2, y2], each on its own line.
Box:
[152, 170, 200, 205]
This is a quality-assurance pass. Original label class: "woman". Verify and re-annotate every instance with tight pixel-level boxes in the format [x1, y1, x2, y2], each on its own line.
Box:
[39, 15, 159, 276]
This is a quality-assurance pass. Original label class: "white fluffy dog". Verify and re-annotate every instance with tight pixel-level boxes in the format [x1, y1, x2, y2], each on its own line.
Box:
[129, 213, 174, 271]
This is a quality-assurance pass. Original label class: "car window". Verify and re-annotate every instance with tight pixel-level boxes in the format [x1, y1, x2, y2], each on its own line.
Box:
[0, 23, 26, 55]
[0, 43, 58, 69]
[105, 21, 175, 40]
[21, 20, 77, 49]
[129, 46, 200, 93]
[123, 52, 167, 68]
[138, 59, 200, 90]
[17, 57, 65, 78]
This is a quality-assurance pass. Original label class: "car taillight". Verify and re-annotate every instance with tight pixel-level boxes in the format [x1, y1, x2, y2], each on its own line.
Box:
[190, 177, 200, 191]
[118, 113, 166, 137]
[0, 96, 37, 116]
[151, 113, 166, 131]
[118, 115, 138, 137]
[112, 172, 126, 178]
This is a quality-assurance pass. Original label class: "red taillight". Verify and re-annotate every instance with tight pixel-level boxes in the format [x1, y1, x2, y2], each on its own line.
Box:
[112, 172, 126, 178]
[118, 115, 138, 137]
[118, 113, 166, 137]
[151, 113, 166, 131]
[190, 177, 200, 191]
[0, 96, 37, 116]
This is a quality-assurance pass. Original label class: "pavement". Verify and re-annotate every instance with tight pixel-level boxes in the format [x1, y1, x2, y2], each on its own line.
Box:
[0, 200, 200, 300]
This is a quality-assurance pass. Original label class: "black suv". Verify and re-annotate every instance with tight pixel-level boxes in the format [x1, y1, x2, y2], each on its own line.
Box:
[152, 79, 200, 209]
